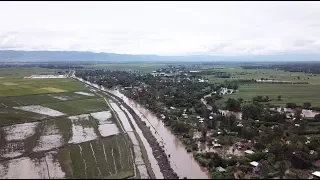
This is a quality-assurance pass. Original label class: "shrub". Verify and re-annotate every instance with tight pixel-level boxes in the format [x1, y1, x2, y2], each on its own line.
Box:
[247, 152, 268, 162]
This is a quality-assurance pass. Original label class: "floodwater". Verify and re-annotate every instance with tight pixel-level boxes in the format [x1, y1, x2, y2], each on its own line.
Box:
[108, 90, 210, 179]
[218, 110, 243, 120]
[270, 107, 320, 118]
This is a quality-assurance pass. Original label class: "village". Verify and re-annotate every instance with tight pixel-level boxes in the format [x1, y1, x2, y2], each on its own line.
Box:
[76, 65, 320, 179]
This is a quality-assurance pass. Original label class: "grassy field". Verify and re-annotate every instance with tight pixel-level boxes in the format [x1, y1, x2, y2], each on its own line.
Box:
[201, 65, 320, 108]
[0, 68, 56, 78]
[216, 83, 320, 107]
[203, 65, 320, 84]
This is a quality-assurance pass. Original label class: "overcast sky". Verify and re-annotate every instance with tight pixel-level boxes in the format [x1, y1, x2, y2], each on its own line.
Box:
[0, 1, 320, 56]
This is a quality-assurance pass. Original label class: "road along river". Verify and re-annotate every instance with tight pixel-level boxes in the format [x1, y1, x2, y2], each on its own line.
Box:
[72, 75, 210, 179]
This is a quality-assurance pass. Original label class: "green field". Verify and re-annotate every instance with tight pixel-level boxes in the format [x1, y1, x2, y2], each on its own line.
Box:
[203, 65, 320, 84]
[0, 68, 56, 78]
[43, 98, 109, 116]
[201, 66, 320, 108]
[0, 78, 87, 97]
[86, 63, 167, 73]
[216, 83, 320, 107]
[68, 135, 133, 179]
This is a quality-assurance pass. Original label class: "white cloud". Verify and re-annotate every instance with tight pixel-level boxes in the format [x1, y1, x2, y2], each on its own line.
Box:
[0, 1, 320, 55]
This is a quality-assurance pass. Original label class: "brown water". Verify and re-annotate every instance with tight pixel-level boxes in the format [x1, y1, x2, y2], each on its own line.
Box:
[108, 90, 210, 179]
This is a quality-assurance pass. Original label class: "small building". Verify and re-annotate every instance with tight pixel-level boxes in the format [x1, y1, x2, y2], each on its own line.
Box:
[216, 166, 226, 172]
[237, 123, 244, 127]
[245, 150, 255, 155]
[182, 113, 188, 119]
[310, 150, 315, 155]
[250, 161, 259, 167]
[214, 143, 222, 148]
[250, 161, 260, 174]
[312, 171, 320, 179]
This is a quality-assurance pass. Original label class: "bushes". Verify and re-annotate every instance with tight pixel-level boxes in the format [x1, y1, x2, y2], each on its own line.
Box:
[236, 156, 251, 164]
[286, 103, 298, 109]
[211, 172, 225, 179]
[238, 165, 251, 173]
[247, 152, 268, 162]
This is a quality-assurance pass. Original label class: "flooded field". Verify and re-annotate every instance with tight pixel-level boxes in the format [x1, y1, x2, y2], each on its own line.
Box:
[14, 105, 65, 117]
[90, 111, 113, 124]
[0, 152, 65, 179]
[75, 91, 95, 97]
[68, 114, 98, 144]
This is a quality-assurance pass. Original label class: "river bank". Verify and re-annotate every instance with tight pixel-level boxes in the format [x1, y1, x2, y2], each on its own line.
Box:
[106, 92, 179, 179]
[72, 75, 180, 179]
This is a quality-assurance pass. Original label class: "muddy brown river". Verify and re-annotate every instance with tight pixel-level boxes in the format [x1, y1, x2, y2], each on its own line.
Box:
[108, 90, 210, 179]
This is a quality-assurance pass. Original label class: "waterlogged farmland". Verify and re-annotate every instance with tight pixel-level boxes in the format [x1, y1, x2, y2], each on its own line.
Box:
[0, 69, 136, 179]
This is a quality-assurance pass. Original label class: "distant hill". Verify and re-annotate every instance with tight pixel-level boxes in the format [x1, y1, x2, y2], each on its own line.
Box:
[0, 50, 319, 63]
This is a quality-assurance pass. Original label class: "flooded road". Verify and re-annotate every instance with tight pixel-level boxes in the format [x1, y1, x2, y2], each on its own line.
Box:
[108, 90, 210, 179]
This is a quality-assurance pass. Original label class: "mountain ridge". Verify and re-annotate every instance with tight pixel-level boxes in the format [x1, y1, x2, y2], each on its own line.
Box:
[0, 50, 319, 62]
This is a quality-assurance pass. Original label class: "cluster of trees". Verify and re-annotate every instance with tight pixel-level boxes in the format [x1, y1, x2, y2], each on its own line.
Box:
[242, 62, 320, 74]
[286, 102, 312, 109]
[253, 95, 271, 102]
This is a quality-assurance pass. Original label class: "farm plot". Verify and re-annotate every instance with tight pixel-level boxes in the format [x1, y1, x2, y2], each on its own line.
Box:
[90, 111, 120, 137]
[216, 83, 320, 107]
[44, 98, 109, 115]
[0, 151, 65, 179]
[5, 94, 62, 106]
[0, 122, 40, 159]
[0, 68, 56, 79]
[75, 91, 95, 97]
[68, 114, 99, 144]
[0, 107, 48, 126]
[14, 105, 65, 117]
[48, 91, 95, 101]
[33, 119, 65, 152]
[0, 78, 87, 97]
[69, 135, 133, 179]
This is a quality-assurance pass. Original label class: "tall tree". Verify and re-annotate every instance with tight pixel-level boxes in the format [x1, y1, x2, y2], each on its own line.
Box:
[303, 102, 312, 109]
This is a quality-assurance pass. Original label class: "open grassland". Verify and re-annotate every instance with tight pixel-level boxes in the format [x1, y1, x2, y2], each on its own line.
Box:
[216, 83, 320, 107]
[0, 68, 56, 78]
[204, 65, 320, 84]
[206, 66, 320, 107]
[86, 63, 167, 73]
[0, 78, 87, 97]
